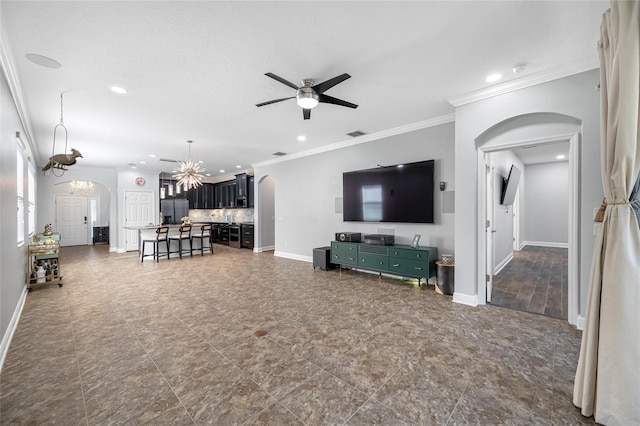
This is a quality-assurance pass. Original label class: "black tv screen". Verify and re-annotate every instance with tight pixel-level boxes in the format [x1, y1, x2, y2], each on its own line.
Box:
[500, 165, 521, 205]
[343, 160, 434, 223]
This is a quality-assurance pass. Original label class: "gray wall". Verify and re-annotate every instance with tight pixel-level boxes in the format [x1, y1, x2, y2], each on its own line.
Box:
[454, 69, 602, 316]
[257, 175, 275, 250]
[1, 69, 30, 358]
[254, 122, 455, 262]
[524, 161, 569, 245]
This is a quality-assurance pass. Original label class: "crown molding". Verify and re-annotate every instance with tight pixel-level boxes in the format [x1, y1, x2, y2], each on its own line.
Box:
[252, 113, 455, 169]
[447, 56, 600, 107]
[0, 31, 41, 165]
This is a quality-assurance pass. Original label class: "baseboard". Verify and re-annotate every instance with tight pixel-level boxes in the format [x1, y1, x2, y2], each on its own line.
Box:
[254, 245, 275, 253]
[452, 292, 479, 307]
[273, 251, 312, 263]
[0, 286, 28, 373]
[494, 253, 513, 275]
[576, 315, 585, 330]
[116, 248, 127, 254]
[521, 241, 568, 249]
[109, 247, 119, 253]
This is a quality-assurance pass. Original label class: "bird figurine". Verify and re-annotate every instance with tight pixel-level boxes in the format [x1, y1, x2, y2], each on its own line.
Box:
[42, 148, 82, 172]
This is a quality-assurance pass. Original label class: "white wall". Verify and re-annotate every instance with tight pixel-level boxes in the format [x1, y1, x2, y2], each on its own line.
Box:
[488, 150, 525, 270]
[36, 167, 160, 252]
[254, 122, 455, 262]
[524, 161, 569, 245]
[454, 69, 602, 316]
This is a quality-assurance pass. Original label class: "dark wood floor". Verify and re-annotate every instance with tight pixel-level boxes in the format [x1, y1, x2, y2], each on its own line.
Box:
[491, 246, 568, 320]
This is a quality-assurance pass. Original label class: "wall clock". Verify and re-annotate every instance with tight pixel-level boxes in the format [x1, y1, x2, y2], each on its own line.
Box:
[135, 177, 145, 186]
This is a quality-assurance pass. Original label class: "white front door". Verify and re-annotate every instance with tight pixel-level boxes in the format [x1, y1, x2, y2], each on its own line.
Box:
[56, 195, 88, 246]
[125, 191, 155, 251]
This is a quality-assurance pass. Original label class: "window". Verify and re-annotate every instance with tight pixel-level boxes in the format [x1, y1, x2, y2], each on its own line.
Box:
[361, 185, 383, 221]
[17, 141, 25, 245]
[28, 161, 36, 236]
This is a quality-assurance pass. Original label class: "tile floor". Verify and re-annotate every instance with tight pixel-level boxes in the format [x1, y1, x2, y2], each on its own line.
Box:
[491, 247, 568, 320]
[0, 244, 595, 425]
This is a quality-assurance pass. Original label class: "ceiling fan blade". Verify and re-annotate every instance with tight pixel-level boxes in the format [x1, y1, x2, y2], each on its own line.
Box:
[265, 72, 299, 90]
[303, 108, 311, 120]
[312, 73, 351, 94]
[318, 94, 358, 109]
[256, 96, 295, 107]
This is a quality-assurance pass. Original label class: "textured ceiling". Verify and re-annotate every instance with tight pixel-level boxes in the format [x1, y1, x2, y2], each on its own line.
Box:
[1, 1, 608, 176]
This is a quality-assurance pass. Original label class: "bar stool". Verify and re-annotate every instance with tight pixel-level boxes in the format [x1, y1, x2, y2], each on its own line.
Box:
[141, 226, 170, 263]
[169, 224, 193, 258]
[192, 224, 213, 256]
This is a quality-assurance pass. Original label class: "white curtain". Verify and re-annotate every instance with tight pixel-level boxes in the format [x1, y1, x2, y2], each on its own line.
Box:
[574, 1, 640, 425]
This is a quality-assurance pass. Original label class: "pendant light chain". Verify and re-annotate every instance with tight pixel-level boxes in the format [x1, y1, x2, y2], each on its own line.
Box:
[50, 93, 69, 177]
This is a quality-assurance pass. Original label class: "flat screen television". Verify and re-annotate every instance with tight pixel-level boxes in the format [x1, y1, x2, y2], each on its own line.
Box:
[343, 159, 434, 223]
[500, 165, 521, 205]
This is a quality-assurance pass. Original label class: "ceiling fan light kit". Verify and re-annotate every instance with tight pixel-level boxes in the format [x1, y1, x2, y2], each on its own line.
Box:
[296, 83, 319, 109]
[257, 72, 357, 120]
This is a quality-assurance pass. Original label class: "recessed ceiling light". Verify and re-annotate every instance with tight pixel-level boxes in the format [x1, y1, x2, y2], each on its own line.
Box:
[236, 165, 242, 169]
[486, 73, 503, 83]
[205, 173, 211, 177]
[25, 53, 61, 69]
[297, 135, 306, 142]
[111, 86, 127, 94]
[219, 169, 225, 173]
[149, 154, 157, 158]
[198, 160, 204, 164]
[556, 154, 566, 160]
[139, 160, 146, 164]
[512, 63, 527, 74]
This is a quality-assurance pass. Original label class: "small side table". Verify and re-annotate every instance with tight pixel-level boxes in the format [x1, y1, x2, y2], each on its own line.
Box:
[436, 261, 455, 295]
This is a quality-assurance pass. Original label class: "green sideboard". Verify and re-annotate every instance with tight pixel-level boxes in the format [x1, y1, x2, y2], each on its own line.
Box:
[330, 241, 439, 286]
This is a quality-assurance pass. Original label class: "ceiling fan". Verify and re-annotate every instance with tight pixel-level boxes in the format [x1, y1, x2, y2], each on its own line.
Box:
[256, 72, 358, 120]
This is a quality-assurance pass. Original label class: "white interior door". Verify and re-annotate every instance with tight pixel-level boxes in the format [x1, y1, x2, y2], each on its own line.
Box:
[56, 195, 88, 246]
[486, 162, 495, 303]
[125, 191, 155, 251]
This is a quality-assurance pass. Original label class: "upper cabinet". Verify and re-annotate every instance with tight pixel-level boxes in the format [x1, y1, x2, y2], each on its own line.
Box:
[235, 173, 248, 199]
[159, 171, 254, 210]
[186, 183, 214, 209]
[214, 180, 237, 208]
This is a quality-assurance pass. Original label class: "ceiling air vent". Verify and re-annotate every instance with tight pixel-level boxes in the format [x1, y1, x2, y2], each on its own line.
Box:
[346, 130, 366, 137]
[159, 158, 178, 163]
[272, 152, 287, 156]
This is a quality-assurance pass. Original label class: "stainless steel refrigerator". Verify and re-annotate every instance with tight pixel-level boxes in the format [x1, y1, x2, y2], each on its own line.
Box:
[160, 198, 189, 224]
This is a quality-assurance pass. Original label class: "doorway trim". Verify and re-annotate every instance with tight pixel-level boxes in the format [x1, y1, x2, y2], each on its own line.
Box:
[477, 132, 580, 326]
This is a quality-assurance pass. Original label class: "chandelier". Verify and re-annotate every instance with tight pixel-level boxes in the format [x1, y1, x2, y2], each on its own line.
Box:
[173, 140, 205, 190]
[70, 180, 94, 194]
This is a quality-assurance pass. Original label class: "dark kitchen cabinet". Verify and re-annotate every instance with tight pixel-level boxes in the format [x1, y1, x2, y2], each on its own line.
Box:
[186, 186, 197, 209]
[214, 181, 237, 208]
[235, 173, 247, 198]
[248, 175, 255, 208]
[213, 224, 229, 245]
[241, 224, 254, 250]
[186, 183, 214, 209]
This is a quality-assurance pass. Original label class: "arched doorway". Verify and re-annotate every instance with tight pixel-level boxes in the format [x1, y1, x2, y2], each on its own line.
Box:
[54, 180, 110, 247]
[475, 112, 581, 325]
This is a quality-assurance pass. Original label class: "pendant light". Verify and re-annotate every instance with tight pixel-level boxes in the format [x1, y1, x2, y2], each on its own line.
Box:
[173, 140, 205, 189]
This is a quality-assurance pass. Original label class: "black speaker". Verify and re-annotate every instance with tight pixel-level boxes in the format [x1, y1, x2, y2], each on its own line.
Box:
[335, 232, 361, 242]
